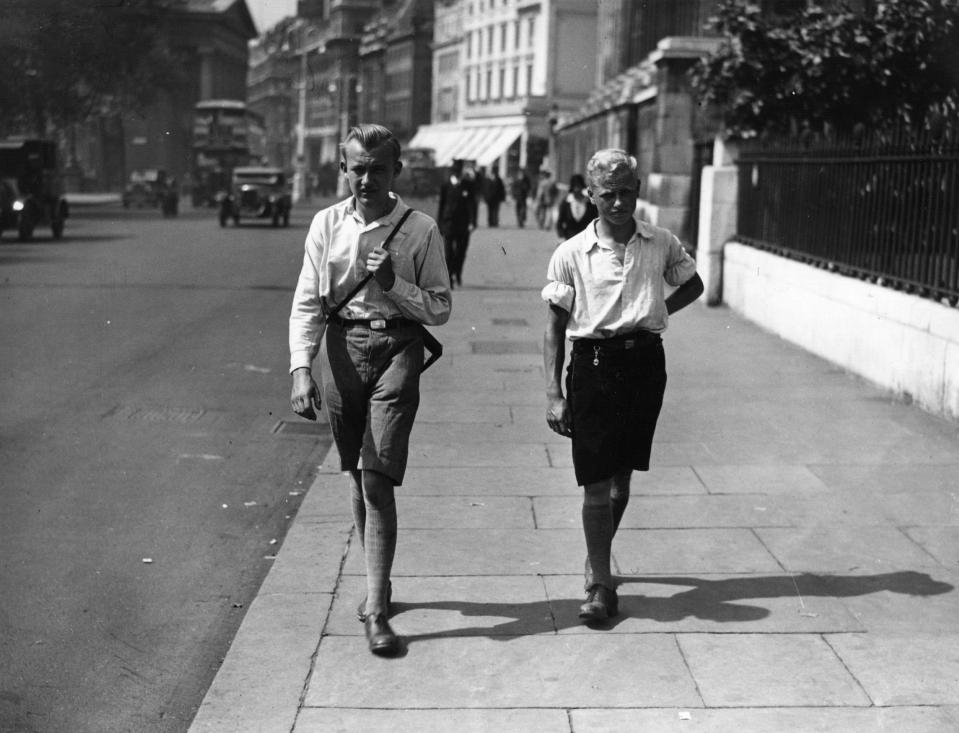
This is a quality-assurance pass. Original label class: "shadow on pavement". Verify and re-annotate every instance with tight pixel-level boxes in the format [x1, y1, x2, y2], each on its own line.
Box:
[400, 570, 954, 643]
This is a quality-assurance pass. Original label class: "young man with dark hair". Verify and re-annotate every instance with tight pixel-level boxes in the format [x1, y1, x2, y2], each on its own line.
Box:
[542, 148, 703, 622]
[289, 124, 451, 655]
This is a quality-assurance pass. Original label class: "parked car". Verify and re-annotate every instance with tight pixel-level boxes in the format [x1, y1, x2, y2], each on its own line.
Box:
[219, 166, 291, 227]
[122, 169, 169, 209]
[0, 139, 68, 241]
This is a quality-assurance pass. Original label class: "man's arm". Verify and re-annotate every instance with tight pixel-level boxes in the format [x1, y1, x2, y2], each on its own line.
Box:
[665, 272, 704, 315]
[544, 304, 572, 437]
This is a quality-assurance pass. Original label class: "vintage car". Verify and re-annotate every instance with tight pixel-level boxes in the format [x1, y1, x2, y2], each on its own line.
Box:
[219, 166, 291, 227]
[122, 169, 169, 209]
[0, 139, 69, 241]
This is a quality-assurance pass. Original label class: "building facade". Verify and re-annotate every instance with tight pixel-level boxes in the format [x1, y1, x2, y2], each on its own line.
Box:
[408, 0, 597, 177]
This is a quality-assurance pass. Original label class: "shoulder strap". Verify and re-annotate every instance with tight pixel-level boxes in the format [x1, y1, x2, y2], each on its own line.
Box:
[326, 208, 415, 320]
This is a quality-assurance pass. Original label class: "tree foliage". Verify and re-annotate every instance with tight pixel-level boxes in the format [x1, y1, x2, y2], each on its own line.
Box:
[0, 0, 188, 137]
[691, 0, 959, 138]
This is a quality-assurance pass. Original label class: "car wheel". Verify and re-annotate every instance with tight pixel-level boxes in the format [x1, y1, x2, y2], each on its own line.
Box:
[219, 210, 228, 227]
[271, 211, 280, 227]
[283, 211, 290, 227]
[233, 213, 240, 226]
[51, 217, 64, 239]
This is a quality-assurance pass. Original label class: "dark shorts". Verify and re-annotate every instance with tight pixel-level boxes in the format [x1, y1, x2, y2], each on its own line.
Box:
[566, 332, 667, 486]
[318, 320, 423, 485]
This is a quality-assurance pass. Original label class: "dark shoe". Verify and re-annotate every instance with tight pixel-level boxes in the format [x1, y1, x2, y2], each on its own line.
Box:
[365, 613, 401, 656]
[578, 584, 618, 622]
[356, 581, 392, 623]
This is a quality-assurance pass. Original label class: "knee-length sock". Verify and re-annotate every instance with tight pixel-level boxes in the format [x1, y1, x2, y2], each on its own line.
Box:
[364, 494, 397, 616]
[582, 501, 614, 590]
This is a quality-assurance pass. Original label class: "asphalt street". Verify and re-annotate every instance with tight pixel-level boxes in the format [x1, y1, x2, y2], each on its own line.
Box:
[0, 200, 335, 733]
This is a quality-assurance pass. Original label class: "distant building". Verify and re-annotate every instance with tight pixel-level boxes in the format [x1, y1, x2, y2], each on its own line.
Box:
[552, 0, 721, 247]
[248, 17, 299, 169]
[123, 0, 258, 183]
[408, 0, 598, 177]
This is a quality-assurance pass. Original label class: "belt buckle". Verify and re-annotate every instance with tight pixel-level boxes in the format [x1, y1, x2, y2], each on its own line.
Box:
[624, 339, 635, 349]
[370, 318, 387, 330]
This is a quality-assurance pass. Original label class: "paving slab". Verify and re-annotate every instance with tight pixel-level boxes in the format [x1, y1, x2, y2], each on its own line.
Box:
[826, 633, 959, 705]
[534, 494, 794, 530]
[407, 441, 550, 467]
[398, 465, 579, 496]
[544, 574, 865, 634]
[822, 569, 959, 631]
[692, 464, 830, 495]
[324, 575, 555, 637]
[809, 462, 959, 493]
[395, 495, 535, 529]
[188, 592, 330, 733]
[610, 528, 782, 574]
[304, 635, 700, 708]
[570, 706, 959, 733]
[678, 633, 872, 707]
[256, 523, 352, 595]
[756, 526, 943, 572]
[293, 708, 571, 733]
[902, 526, 959, 566]
[340, 528, 588, 576]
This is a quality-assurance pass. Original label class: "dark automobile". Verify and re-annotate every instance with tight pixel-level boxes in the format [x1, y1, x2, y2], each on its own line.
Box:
[219, 166, 291, 227]
[122, 169, 169, 209]
[0, 139, 69, 241]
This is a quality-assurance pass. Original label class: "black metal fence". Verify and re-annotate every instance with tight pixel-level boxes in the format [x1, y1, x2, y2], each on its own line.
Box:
[737, 127, 959, 306]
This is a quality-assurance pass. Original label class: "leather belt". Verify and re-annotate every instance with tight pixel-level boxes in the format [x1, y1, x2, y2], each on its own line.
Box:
[328, 314, 415, 331]
[572, 330, 661, 354]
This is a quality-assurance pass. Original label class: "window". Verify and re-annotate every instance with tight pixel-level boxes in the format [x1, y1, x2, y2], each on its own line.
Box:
[485, 68, 492, 101]
[527, 16, 535, 46]
[526, 62, 533, 96]
[498, 66, 506, 99]
[512, 64, 519, 97]
[513, 20, 520, 49]
[487, 25, 494, 54]
[500, 22, 507, 51]
[466, 71, 472, 101]
[466, 33, 472, 59]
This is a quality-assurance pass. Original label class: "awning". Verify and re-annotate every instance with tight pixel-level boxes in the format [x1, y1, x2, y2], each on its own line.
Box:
[474, 125, 524, 167]
[406, 123, 525, 168]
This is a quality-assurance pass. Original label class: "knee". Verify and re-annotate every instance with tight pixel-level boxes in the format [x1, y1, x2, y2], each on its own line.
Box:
[583, 480, 612, 506]
[363, 470, 396, 510]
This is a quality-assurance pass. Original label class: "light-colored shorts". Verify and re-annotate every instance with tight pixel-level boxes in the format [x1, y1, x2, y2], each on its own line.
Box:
[319, 320, 423, 485]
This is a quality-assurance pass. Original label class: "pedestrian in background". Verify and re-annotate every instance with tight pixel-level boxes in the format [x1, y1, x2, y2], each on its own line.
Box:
[534, 169, 558, 230]
[541, 148, 703, 623]
[289, 123, 452, 656]
[437, 158, 478, 288]
[510, 170, 531, 228]
[484, 168, 506, 227]
[555, 173, 597, 241]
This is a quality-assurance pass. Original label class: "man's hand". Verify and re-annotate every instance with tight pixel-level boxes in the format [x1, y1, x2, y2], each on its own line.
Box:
[546, 395, 572, 437]
[366, 248, 396, 291]
[291, 367, 321, 421]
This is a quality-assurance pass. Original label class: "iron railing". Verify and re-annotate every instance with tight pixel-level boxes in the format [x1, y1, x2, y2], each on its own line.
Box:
[737, 127, 959, 306]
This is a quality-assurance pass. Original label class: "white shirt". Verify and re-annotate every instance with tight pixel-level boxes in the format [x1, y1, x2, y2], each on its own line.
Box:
[289, 194, 452, 372]
[542, 218, 697, 339]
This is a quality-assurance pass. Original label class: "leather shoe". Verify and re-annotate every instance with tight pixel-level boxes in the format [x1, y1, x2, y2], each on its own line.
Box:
[364, 613, 400, 656]
[578, 584, 618, 622]
[356, 581, 392, 622]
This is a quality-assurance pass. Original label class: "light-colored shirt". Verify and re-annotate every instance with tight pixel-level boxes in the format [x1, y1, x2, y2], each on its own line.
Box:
[541, 218, 697, 340]
[289, 194, 452, 372]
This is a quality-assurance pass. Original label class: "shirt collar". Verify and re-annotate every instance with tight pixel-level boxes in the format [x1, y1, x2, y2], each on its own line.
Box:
[580, 216, 654, 251]
[345, 192, 407, 228]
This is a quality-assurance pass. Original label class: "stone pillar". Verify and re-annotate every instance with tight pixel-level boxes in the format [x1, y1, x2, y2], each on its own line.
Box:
[697, 163, 738, 306]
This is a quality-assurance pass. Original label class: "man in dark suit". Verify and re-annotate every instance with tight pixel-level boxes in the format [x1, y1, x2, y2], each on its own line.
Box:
[437, 159, 477, 287]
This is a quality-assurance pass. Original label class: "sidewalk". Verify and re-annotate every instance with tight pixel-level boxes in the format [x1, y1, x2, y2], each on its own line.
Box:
[189, 209, 959, 733]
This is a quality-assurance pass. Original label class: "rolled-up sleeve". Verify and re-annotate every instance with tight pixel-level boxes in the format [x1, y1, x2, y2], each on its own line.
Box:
[663, 233, 697, 287]
[541, 280, 574, 311]
[289, 228, 326, 373]
[383, 223, 452, 326]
